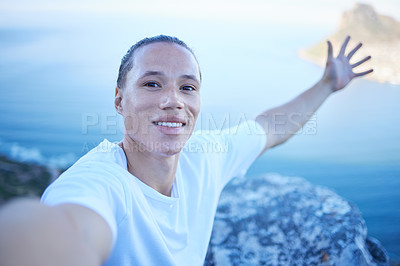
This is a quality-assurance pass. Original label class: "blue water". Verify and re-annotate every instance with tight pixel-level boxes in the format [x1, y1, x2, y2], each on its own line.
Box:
[0, 21, 399, 257]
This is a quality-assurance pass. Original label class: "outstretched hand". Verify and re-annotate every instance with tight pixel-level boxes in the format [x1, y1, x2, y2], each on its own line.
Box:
[322, 36, 373, 92]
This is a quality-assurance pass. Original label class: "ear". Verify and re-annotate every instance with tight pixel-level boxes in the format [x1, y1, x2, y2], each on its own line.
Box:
[115, 87, 123, 115]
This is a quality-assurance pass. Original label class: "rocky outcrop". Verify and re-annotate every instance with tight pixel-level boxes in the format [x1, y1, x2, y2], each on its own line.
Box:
[299, 3, 400, 85]
[0, 155, 54, 204]
[205, 174, 389, 265]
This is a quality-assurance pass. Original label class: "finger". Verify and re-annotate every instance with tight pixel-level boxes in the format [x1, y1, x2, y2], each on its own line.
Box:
[351, 55, 371, 68]
[347, 42, 362, 60]
[327, 40, 333, 60]
[354, 69, 373, 77]
[339, 36, 350, 57]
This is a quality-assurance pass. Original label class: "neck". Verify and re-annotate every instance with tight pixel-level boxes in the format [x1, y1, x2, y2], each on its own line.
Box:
[120, 137, 180, 197]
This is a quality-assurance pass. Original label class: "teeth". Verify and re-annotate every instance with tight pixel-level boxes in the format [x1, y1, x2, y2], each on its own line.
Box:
[155, 122, 183, 128]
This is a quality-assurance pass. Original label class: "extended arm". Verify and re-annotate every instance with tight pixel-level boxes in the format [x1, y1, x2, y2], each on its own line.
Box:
[0, 198, 113, 266]
[256, 36, 373, 154]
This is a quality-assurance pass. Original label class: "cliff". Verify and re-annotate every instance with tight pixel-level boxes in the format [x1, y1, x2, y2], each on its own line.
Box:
[0, 155, 56, 204]
[205, 174, 389, 265]
[299, 3, 400, 85]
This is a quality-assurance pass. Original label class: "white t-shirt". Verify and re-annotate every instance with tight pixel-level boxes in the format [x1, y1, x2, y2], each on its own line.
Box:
[41, 120, 267, 265]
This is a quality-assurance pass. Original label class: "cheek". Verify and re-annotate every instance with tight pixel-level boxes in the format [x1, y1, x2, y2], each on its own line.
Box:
[123, 113, 140, 134]
[122, 93, 148, 115]
[122, 98, 140, 130]
[190, 98, 201, 119]
[122, 98, 156, 134]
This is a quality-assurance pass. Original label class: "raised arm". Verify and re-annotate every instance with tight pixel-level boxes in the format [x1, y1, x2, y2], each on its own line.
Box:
[0, 198, 113, 266]
[256, 36, 373, 154]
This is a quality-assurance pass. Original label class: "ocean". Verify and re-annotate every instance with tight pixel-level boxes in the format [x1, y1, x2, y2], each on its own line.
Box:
[0, 20, 399, 257]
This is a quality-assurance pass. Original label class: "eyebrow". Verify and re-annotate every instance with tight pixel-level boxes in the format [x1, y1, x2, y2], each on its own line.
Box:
[139, 71, 165, 80]
[180, 74, 200, 84]
[139, 71, 200, 84]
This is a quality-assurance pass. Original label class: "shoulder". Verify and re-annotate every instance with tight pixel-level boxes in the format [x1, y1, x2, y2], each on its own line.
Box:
[41, 139, 131, 232]
[44, 138, 131, 198]
[75, 139, 126, 167]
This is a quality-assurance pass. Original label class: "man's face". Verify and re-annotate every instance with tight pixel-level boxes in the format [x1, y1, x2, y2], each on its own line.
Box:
[116, 42, 201, 156]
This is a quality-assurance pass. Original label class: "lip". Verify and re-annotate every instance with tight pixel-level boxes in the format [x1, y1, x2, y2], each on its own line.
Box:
[153, 115, 187, 125]
[152, 115, 187, 135]
[153, 122, 185, 135]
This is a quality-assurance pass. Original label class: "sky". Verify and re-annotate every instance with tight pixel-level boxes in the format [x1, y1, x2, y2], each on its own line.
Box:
[1, 0, 399, 28]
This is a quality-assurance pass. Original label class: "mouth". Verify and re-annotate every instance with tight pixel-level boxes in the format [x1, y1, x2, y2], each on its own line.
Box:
[153, 121, 186, 128]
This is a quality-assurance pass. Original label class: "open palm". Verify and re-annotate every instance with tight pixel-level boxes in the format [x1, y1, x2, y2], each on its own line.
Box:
[322, 36, 373, 92]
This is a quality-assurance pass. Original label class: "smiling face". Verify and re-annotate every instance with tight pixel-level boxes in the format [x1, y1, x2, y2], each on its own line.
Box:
[115, 42, 201, 157]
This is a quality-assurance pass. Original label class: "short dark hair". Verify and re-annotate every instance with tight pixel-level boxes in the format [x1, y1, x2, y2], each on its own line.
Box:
[116, 35, 200, 89]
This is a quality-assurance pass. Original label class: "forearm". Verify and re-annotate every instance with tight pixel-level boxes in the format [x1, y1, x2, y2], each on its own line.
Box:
[0, 198, 102, 266]
[256, 79, 333, 150]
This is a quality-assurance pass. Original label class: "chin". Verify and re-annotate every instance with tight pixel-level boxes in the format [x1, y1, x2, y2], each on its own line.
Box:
[155, 142, 185, 157]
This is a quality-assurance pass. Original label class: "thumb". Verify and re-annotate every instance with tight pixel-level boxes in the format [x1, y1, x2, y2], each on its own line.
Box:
[326, 40, 333, 62]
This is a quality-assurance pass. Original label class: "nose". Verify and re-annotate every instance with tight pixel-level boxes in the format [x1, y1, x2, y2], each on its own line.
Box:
[159, 86, 184, 110]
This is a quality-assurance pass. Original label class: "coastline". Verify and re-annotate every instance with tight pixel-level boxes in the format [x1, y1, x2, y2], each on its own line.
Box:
[0, 154, 61, 204]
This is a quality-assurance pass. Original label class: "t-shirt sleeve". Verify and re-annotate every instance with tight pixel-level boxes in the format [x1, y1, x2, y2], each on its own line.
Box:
[41, 161, 126, 246]
[191, 119, 267, 190]
[219, 120, 266, 186]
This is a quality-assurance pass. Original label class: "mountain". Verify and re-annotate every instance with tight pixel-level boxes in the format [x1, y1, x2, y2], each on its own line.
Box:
[299, 3, 400, 85]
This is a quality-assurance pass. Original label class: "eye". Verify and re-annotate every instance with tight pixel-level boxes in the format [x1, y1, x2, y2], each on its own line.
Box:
[181, 85, 196, 91]
[144, 81, 161, 88]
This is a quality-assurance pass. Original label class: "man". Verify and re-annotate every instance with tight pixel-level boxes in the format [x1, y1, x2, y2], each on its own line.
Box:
[0, 35, 372, 265]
